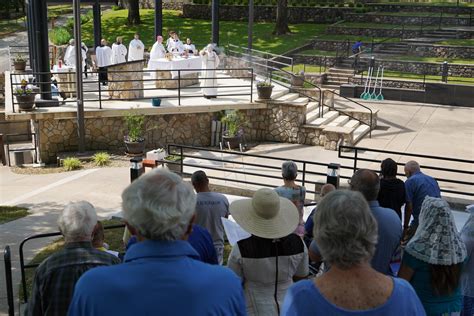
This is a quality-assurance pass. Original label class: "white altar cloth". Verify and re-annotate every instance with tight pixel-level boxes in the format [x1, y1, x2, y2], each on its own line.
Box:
[147, 56, 202, 78]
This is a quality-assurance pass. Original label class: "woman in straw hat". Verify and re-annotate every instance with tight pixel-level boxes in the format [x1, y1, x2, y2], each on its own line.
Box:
[227, 188, 308, 316]
[399, 197, 467, 316]
[282, 190, 425, 315]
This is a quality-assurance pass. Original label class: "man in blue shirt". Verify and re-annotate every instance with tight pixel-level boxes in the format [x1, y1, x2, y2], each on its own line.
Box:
[350, 169, 402, 275]
[68, 169, 246, 316]
[403, 160, 441, 241]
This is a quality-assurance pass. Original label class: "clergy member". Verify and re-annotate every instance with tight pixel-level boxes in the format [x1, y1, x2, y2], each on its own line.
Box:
[63, 39, 76, 67]
[200, 44, 220, 99]
[128, 33, 145, 61]
[184, 38, 197, 55]
[148, 36, 166, 80]
[167, 32, 184, 55]
[111, 36, 127, 64]
[95, 39, 112, 86]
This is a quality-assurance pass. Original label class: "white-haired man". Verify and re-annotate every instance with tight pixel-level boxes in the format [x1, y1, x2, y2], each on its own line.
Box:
[28, 201, 120, 316]
[68, 169, 246, 316]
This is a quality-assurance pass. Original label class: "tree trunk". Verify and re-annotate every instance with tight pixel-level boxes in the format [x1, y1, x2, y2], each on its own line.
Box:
[127, 0, 141, 25]
[273, 0, 291, 35]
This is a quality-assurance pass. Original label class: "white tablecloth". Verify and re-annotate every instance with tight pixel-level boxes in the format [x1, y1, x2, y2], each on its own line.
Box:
[147, 56, 202, 78]
[52, 65, 75, 73]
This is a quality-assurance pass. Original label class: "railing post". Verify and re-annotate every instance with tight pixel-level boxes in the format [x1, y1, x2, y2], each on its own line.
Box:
[0, 134, 5, 166]
[178, 70, 181, 106]
[4, 246, 14, 316]
[302, 162, 306, 187]
[180, 146, 183, 174]
[19, 241, 28, 302]
[10, 73, 15, 113]
[353, 148, 358, 173]
[98, 72, 102, 109]
[250, 68, 253, 103]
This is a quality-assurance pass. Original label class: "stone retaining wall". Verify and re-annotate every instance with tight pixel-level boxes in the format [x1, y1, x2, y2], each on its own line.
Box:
[107, 60, 145, 100]
[350, 77, 425, 90]
[407, 44, 474, 59]
[365, 4, 472, 14]
[345, 13, 470, 26]
[293, 55, 337, 68]
[369, 59, 474, 77]
[183, 4, 348, 23]
[326, 26, 422, 39]
[139, 0, 189, 10]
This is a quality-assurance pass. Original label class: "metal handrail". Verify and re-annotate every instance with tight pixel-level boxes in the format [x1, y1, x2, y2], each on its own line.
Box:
[4, 246, 14, 316]
[227, 44, 294, 69]
[18, 223, 125, 303]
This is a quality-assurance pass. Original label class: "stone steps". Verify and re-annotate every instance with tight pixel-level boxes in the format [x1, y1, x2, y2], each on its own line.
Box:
[326, 115, 350, 127]
[352, 124, 371, 144]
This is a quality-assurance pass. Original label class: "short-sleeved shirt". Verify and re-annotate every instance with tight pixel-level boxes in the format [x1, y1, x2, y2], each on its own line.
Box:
[378, 178, 406, 219]
[368, 201, 402, 275]
[195, 192, 229, 248]
[405, 171, 441, 226]
[228, 234, 308, 316]
[281, 277, 426, 315]
[401, 252, 463, 316]
[275, 186, 306, 235]
[68, 240, 246, 316]
[28, 242, 120, 316]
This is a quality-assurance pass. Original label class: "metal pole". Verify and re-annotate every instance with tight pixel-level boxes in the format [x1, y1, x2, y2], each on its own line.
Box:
[212, 0, 219, 45]
[248, 0, 254, 51]
[92, 0, 102, 49]
[73, 0, 85, 152]
[36, 0, 52, 100]
[4, 246, 14, 316]
[155, 0, 163, 38]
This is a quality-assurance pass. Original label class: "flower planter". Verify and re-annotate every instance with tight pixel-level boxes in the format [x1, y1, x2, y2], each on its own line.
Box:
[124, 139, 145, 155]
[291, 75, 305, 87]
[222, 135, 241, 149]
[15, 94, 36, 111]
[257, 85, 273, 100]
[14, 61, 27, 72]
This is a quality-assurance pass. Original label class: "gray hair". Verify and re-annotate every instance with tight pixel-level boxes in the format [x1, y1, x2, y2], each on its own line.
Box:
[405, 160, 420, 174]
[58, 201, 97, 242]
[313, 190, 378, 269]
[282, 160, 298, 181]
[350, 169, 380, 201]
[122, 169, 196, 241]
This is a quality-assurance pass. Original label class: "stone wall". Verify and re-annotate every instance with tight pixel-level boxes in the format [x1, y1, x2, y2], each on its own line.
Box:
[107, 60, 146, 100]
[345, 13, 470, 26]
[366, 59, 474, 77]
[183, 4, 348, 23]
[349, 77, 425, 90]
[407, 44, 474, 59]
[139, 0, 189, 10]
[366, 4, 472, 14]
[292, 55, 337, 68]
[326, 26, 422, 39]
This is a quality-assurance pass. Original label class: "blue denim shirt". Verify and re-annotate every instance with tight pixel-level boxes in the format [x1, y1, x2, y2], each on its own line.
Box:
[405, 171, 441, 226]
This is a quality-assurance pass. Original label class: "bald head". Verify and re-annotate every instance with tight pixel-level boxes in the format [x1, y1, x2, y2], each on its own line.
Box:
[321, 183, 336, 197]
[350, 169, 380, 201]
[404, 160, 420, 178]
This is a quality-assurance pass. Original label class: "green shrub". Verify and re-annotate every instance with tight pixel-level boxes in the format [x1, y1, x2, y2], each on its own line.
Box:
[328, 3, 335, 7]
[49, 27, 71, 45]
[65, 17, 74, 30]
[63, 157, 82, 171]
[348, 2, 355, 7]
[337, 3, 345, 7]
[93, 152, 111, 167]
[112, 5, 122, 10]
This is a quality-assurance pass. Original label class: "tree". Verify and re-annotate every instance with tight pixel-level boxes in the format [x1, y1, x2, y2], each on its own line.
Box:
[126, 0, 141, 25]
[273, 0, 291, 35]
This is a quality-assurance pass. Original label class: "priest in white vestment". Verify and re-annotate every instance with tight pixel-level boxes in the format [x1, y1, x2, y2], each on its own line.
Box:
[111, 36, 127, 64]
[63, 39, 76, 67]
[184, 38, 197, 55]
[200, 44, 220, 99]
[148, 35, 166, 80]
[95, 39, 113, 85]
[128, 33, 145, 61]
[167, 33, 184, 55]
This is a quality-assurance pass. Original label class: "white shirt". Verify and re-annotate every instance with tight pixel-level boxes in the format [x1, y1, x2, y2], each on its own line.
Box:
[167, 39, 184, 54]
[128, 39, 144, 61]
[64, 45, 76, 67]
[184, 43, 197, 54]
[95, 45, 112, 67]
[149, 42, 166, 60]
[111, 43, 127, 64]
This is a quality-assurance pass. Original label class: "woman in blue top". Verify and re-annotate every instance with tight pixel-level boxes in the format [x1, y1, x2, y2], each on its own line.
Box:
[399, 197, 467, 316]
[282, 190, 425, 316]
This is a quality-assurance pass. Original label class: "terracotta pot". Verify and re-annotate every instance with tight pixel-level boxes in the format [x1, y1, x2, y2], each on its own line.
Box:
[257, 85, 273, 99]
[15, 94, 36, 111]
[124, 139, 145, 155]
[14, 61, 27, 71]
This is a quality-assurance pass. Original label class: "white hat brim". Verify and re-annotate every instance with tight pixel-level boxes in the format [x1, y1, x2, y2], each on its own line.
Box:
[230, 196, 299, 239]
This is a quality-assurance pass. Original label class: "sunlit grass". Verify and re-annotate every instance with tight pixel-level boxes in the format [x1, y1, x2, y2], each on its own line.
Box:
[0, 206, 29, 224]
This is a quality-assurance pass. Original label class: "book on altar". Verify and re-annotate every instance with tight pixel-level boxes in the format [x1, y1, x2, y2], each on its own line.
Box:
[222, 217, 251, 246]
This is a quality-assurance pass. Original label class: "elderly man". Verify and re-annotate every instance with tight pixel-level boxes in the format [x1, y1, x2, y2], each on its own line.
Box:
[28, 201, 120, 316]
[68, 169, 246, 315]
[349, 169, 402, 275]
[191, 170, 229, 265]
[403, 160, 441, 241]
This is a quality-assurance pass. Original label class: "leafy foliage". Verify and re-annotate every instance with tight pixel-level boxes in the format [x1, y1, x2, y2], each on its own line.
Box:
[221, 110, 247, 137]
[124, 111, 145, 142]
[0, 206, 29, 224]
[49, 27, 71, 45]
[63, 157, 82, 171]
[93, 152, 111, 166]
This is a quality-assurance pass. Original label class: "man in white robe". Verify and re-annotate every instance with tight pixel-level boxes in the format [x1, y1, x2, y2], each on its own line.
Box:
[167, 33, 184, 55]
[184, 38, 197, 55]
[63, 39, 76, 67]
[148, 35, 166, 80]
[95, 39, 113, 85]
[80, 42, 88, 78]
[200, 44, 220, 98]
[111, 36, 127, 64]
[128, 33, 144, 61]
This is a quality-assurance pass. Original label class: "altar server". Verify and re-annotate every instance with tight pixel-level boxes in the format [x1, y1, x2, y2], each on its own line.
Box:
[95, 39, 112, 85]
[184, 38, 197, 55]
[167, 32, 184, 55]
[111, 36, 127, 64]
[128, 33, 145, 61]
[200, 44, 220, 99]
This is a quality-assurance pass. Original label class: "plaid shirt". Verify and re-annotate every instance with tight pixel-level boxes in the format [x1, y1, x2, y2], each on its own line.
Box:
[28, 241, 120, 316]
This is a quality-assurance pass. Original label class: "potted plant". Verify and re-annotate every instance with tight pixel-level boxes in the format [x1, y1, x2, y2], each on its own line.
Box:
[13, 55, 27, 71]
[221, 110, 246, 149]
[163, 154, 183, 173]
[124, 111, 146, 155]
[256, 81, 274, 100]
[14, 79, 36, 111]
[291, 70, 305, 87]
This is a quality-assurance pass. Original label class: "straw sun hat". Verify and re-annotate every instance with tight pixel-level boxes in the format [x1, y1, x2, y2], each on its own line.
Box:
[230, 188, 299, 239]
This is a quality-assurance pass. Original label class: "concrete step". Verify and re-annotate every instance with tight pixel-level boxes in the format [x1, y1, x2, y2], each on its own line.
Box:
[306, 101, 320, 113]
[292, 97, 309, 105]
[306, 106, 330, 124]
[326, 115, 350, 127]
[275, 93, 300, 102]
[343, 119, 360, 129]
[308, 110, 339, 126]
[352, 124, 371, 144]
[329, 68, 355, 74]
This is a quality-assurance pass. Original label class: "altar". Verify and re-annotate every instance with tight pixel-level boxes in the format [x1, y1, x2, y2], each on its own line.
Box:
[148, 56, 202, 89]
[52, 65, 76, 98]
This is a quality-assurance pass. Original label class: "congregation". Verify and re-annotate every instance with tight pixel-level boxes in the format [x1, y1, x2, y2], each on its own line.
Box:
[26, 159, 473, 316]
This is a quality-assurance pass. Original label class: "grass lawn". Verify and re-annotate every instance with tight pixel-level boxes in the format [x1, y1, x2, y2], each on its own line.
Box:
[297, 49, 336, 56]
[336, 22, 441, 31]
[283, 64, 327, 74]
[81, 9, 327, 54]
[0, 206, 29, 224]
[439, 39, 474, 47]
[0, 19, 25, 37]
[386, 55, 474, 65]
[47, 4, 73, 20]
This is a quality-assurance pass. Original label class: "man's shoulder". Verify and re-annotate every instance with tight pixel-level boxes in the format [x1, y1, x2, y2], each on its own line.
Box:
[371, 205, 402, 224]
